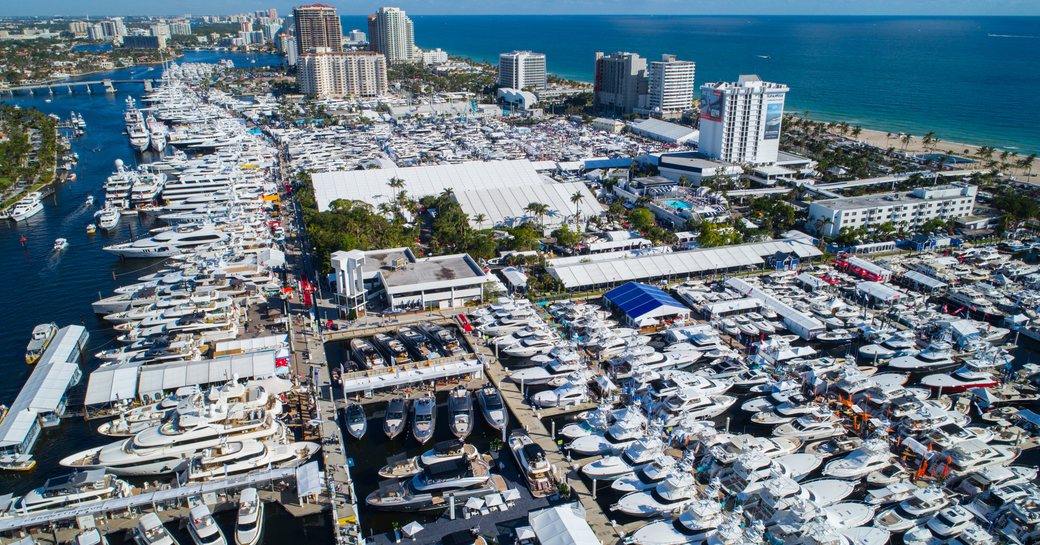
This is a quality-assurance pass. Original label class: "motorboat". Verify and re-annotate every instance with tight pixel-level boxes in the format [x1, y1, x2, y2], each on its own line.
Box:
[612, 471, 699, 517]
[187, 503, 226, 545]
[509, 429, 555, 498]
[817, 328, 855, 345]
[25, 322, 58, 364]
[9, 192, 44, 222]
[447, 386, 475, 439]
[568, 408, 647, 456]
[133, 513, 178, 545]
[104, 225, 229, 258]
[630, 494, 725, 545]
[865, 481, 917, 506]
[398, 326, 442, 360]
[86, 223, 97, 234]
[822, 437, 894, 480]
[378, 442, 479, 479]
[708, 434, 803, 467]
[234, 488, 263, 545]
[874, 486, 951, 533]
[509, 357, 584, 386]
[903, 505, 975, 545]
[54, 238, 69, 251]
[531, 382, 588, 409]
[926, 438, 1017, 477]
[950, 465, 1038, 496]
[582, 455, 635, 480]
[350, 338, 385, 370]
[12, 469, 131, 512]
[653, 391, 736, 426]
[476, 385, 508, 431]
[74, 528, 110, 545]
[773, 411, 847, 441]
[612, 457, 678, 493]
[921, 366, 1000, 393]
[383, 398, 409, 440]
[95, 208, 120, 230]
[345, 403, 367, 440]
[888, 341, 958, 373]
[371, 333, 411, 365]
[412, 396, 436, 444]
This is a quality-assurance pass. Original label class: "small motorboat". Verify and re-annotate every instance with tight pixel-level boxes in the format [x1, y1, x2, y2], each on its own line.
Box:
[187, 503, 226, 545]
[476, 384, 508, 431]
[54, 238, 69, 251]
[412, 395, 436, 444]
[234, 487, 263, 545]
[86, 223, 97, 234]
[344, 403, 367, 440]
[86, 195, 94, 206]
[383, 398, 409, 440]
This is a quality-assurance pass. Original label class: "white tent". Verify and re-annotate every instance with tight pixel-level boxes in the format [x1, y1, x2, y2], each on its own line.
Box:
[528, 504, 600, 545]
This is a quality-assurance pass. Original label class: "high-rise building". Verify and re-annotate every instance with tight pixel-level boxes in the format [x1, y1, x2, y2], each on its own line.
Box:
[267, 8, 279, 20]
[648, 54, 695, 118]
[298, 48, 388, 98]
[347, 29, 367, 44]
[150, 23, 171, 39]
[422, 48, 448, 66]
[68, 21, 88, 36]
[278, 34, 299, 66]
[110, 17, 127, 37]
[593, 51, 648, 115]
[498, 51, 547, 90]
[367, 7, 417, 63]
[87, 23, 106, 41]
[293, 4, 343, 53]
[170, 21, 192, 35]
[698, 74, 789, 165]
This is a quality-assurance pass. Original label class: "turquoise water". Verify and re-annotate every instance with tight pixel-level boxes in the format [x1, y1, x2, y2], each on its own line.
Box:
[340, 15, 1040, 154]
[663, 199, 693, 210]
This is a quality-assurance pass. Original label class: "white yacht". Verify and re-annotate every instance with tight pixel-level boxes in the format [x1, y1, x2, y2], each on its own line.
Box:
[12, 469, 131, 512]
[235, 488, 263, 545]
[95, 208, 121, 230]
[148, 116, 168, 152]
[186, 440, 319, 481]
[187, 503, 226, 545]
[128, 120, 150, 152]
[133, 513, 178, 545]
[8, 192, 44, 222]
[874, 486, 952, 533]
[630, 494, 725, 545]
[104, 225, 229, 258]
[822, 437, 894, 480]
[612, 471, 699, 517]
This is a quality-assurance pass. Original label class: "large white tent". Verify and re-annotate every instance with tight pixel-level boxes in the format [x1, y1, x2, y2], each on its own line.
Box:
[528, 504, 600, 545]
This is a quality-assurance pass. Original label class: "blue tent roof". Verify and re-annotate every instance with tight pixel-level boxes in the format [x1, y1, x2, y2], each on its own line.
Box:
[603, 282, 687, 321]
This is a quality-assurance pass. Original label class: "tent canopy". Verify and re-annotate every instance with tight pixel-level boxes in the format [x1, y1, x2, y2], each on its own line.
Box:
[529, 504, 600, 545]
[604, 282, 689, 324]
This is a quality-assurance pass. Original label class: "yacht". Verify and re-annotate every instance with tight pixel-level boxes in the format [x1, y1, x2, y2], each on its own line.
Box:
[234, 488, 263, 545]
[822, 438, 894, 480]
[95, 208, 120, 230]
[412, 396, 436, 444]
[366, 458, 496, 512]
[383, 398, 409, 440]
[531, 381, 588, 409]
[773, 411, 847, 441]
[128, 120, 150, 152]
[9, 192, 44, 222]
[378, 442, 479, 479]
[509, 356, 584, 386]
[476, 385, 508, 431]
[865, 481, 918, 506]
[345, 403, 367, 439]
[630, 495, 725, 545]
[371, 333, 411, 365]
[104, 225, 229, 258]
[612, 457, 678, 493]
[921, 365, 1000, 393]
[419, 322, 466, 356]
[509, 429, 555, 498]
[12, 469, 131, 512]
[187, 503, 227, 545]
[874, 486, 952, 533]
[134, 513, 178, 545]
[148, 116, 168, 153]
[350, 338, 385, 370]
[186, 440, 319, 481]
[398, 326, 441, 360]
[612, 471, 699, 518]
[653, 391, 736, 426]
[25, 322, 58, 364]
[927, 438, 1018, 477]
[888, 341, 958, 373]
[447, 387, 474, 439]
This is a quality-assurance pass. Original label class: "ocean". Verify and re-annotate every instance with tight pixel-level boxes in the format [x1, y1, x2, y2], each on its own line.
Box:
[338, 15, 1040, 155]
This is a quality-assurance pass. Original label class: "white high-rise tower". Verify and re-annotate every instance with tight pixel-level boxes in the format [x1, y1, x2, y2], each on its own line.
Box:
[698, 74, 789, 165]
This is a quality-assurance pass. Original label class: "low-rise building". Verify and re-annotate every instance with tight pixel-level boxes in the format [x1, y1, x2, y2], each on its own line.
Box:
[656, 152, 742, 184]
[591, 117, 624, 134]
[807, 183, 978, 238]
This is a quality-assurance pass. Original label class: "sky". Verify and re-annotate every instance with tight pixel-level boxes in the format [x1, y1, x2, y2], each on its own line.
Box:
[4, 0, 1040, 17]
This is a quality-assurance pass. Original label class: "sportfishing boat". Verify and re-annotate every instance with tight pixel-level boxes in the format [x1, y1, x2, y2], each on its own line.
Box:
[412, 395, 436, 444]
[611, 457, 678, 493]
[345, 403, 367, 439]
[12, 469, 131, 512]
[187, 503, 226, 545]
[133, 513, 178, 545]
[383, 397, 409, 440]
[509, 429, 555, 497]
[25, 322, 58, 364]
[9, 192, 44, 222]
[447, 386, 474, 439]
[234, 488, 263, 545]
[476, 385, 508, 430]
[630, 494, 725, 545]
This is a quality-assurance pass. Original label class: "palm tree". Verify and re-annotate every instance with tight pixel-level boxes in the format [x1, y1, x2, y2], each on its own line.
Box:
[471, 213, 487, 228]
[900, 133, 913, 151]
[387, 176, 405, 204]
[524, 202, 549, 227]
[1019, 153, 1036, 179]
[569, 191, 586, 229]
[851, 126, 862, 138]
[440, 187, 456, 200]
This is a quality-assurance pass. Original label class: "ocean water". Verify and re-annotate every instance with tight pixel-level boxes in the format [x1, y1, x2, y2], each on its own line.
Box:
[0, 52, 328, 542]
[340, 15, 1040, 154]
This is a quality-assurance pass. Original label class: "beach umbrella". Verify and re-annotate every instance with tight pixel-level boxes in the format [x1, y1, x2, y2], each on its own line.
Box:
[402, 521, 424, 538]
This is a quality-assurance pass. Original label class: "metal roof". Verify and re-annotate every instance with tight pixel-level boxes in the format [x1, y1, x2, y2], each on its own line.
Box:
[903, 270, 947, 289]
[136, 352, 276, 398]
[604, 282, 689, 321]
[311, 159, 547, 212]
[84, 364, 143, 407]
[856, 281, 905, 302]
[548, 239, 821, 290]
[725, 277, 826, 339]
[453, 181, 601, 229]
[630, 118, 698, 143]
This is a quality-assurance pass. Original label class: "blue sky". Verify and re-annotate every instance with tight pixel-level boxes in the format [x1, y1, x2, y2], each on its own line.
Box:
[4, 0, 1039, 16]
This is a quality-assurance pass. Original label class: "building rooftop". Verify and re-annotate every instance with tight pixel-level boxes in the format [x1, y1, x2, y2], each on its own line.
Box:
[815, 191, 958, 211]
[364, 249, 489, 292]
[630, 118, 698, 143]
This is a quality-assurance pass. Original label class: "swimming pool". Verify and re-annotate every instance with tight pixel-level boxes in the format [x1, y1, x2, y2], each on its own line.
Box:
[662, 199, 692, 210]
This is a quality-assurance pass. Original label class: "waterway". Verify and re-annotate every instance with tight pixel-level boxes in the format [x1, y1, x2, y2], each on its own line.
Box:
[0, 50, 328, 544]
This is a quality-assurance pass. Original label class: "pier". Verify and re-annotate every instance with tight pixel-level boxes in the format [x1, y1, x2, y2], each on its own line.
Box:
[0, 79, 159, 97]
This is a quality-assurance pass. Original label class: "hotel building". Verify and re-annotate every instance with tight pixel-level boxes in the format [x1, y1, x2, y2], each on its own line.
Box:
[807, 184, 978, 238]
[498, 50, 547, 90]
[698, 74, 789, 165]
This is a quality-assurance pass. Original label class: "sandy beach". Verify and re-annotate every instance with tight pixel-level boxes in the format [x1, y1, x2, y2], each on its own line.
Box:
[834, 125, 1037, 183]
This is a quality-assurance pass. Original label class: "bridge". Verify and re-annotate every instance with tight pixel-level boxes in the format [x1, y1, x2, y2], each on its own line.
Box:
[0, 78, 160, 96]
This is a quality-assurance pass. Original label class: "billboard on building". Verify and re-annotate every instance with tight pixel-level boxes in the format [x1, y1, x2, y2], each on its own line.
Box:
[763, 100, 783, 140]
[700, 89, 724, 122]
